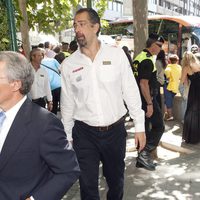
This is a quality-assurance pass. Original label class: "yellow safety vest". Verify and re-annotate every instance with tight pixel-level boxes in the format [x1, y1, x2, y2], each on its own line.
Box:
[133, 51, 156, 77]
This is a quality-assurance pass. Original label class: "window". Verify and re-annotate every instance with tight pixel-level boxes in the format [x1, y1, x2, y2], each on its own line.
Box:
[159, 0, 164, 6]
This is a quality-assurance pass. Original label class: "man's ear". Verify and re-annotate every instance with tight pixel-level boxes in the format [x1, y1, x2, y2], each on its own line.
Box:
[92, 23, 100, 35]
[10, 80, 22, 92]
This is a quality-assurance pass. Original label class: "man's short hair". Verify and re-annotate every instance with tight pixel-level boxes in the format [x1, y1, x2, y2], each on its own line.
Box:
[75, 8, 101, 36]
[146, 33, 164, 48]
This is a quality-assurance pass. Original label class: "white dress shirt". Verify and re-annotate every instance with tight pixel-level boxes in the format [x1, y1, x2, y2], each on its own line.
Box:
[29, 64, 52, 101]
[0, 96, 26, 153]
[60, 43, 145, 140]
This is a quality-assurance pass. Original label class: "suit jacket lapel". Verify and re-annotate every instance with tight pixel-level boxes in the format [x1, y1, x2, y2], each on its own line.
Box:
[0, 98, 32, 171]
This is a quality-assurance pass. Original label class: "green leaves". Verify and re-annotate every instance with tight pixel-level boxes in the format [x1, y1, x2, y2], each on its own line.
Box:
[15, 0, 78, 35]
[0, 1, 10, 50]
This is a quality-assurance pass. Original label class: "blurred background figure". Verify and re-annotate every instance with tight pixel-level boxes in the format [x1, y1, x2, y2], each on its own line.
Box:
[41, 51, 61, 115]
[62, 42, 70, 57]
[53, 46, 66, 64]
[44, 41, 56, 58]
[164, 54, 182, 121]
[181, 51, 200, 144]
[29, 48, 53, 111]
[191, 44, 199, 54]
[122, 46, 133, 67]
[155, 49, 167, 109]
[69, 40, 78, 54]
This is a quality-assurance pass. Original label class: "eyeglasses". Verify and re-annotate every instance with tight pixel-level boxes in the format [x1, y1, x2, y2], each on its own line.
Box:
[155, 43, 162, 48]
[73, 21, 90, 30]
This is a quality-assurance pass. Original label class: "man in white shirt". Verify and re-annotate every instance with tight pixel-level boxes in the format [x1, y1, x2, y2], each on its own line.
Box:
[29, 48, 53, 111]
[0, 51, 80, 200]
[60, 8, 145, 200]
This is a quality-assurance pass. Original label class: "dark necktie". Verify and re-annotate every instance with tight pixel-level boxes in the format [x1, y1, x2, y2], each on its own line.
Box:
[0, 111, 6, 132]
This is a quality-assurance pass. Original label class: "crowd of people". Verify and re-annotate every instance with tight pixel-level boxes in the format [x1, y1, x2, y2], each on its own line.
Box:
[1, 7, 200, 200]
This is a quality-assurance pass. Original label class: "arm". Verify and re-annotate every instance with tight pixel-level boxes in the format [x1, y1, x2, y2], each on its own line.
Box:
[156, 60, 165, 85]
[120, 49, 146, 152]
[31, 116, 80, 200]
[180, 66, 189, 85]
[43, 69, 53, 111]
[190, 62, 200, 72]
[60, 62, 75, 142]
[139, 79, 153, 118]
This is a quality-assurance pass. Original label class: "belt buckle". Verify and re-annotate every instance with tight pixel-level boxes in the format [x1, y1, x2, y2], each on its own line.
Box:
[98, 126, 109, 132]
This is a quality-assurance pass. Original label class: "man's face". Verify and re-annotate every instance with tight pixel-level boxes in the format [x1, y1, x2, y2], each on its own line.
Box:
[152, 41, 163, 55]
[73, 12, 99, 48]
[32, 50, 43, 64]
[0, 61, 13, 110]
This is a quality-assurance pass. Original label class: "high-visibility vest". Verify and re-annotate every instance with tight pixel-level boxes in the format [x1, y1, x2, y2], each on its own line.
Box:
[132, 51, 156, 77]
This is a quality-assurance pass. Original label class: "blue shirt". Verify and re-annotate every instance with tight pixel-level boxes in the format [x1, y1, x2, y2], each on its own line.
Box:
[41, 58, 61, 90]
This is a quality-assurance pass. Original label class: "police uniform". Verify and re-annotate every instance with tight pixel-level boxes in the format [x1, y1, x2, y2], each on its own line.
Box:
[133, 49, 165, 167]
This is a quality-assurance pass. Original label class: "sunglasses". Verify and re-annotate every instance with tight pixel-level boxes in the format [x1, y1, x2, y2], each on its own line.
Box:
[155, 43, 162, 48]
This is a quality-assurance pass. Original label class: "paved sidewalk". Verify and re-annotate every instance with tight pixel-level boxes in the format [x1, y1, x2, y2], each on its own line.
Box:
[63, 120, 200, 200]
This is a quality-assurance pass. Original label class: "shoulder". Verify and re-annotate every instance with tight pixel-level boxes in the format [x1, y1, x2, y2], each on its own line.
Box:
[60, 51, 79, 72]
[39, 67, 48, 74]
[32, 104, 62, 127]
[140, 59, 153, 67]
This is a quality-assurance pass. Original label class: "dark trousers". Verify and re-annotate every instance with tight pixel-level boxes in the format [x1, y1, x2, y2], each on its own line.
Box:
[51, 87, 61, 115]
[72, 120, 127, 200]
[32, 97, 46, 108]
[144, 98, 165, 151]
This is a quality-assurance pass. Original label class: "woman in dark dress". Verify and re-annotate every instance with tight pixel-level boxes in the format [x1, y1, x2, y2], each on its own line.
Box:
[181, 51, 200, 144]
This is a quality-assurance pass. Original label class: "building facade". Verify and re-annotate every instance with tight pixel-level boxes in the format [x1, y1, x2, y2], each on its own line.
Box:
[103, 0, 200, 20]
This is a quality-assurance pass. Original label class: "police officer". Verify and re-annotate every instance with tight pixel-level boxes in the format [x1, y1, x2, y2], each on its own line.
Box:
[133, 33, 165, 171]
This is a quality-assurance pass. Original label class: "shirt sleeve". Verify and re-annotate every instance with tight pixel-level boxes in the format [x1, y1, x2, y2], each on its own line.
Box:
[44, 69, 52, 102]
[165, 65, 171, 79]
[138, 59, 154, 80]
[120, 49, 145, 132]
[60, 63, 75, 141]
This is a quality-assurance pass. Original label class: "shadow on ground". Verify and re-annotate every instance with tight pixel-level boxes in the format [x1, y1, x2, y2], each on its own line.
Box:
[63, 120, 200, 200]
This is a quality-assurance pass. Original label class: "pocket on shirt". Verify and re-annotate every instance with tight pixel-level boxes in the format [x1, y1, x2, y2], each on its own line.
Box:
[37, 75, 45, 88]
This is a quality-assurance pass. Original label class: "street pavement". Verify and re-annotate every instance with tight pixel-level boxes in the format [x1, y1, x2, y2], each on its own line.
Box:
[62, 119, 200, 200]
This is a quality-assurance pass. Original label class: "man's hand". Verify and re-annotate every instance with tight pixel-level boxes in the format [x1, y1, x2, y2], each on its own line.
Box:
[25, 198, 31, 200]
[47, 101, 53, 111]
[134, 132, 146, 152]
[146, 104, 153, 118]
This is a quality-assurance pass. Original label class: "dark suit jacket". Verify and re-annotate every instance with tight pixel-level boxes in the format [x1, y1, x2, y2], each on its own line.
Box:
[0, 98, 80, 200]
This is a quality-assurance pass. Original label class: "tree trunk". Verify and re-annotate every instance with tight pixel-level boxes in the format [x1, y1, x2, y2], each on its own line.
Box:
[87, 0, 92, 8]
[132, 0, 148, 58]
[18, 0, 30, 59]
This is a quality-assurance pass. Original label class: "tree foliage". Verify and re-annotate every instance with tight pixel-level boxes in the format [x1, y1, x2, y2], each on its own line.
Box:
[15, 0, 79, 34]
[0, 1, 10, 50]
[14, 0, 109, 34]
[0, 0, 111, 51]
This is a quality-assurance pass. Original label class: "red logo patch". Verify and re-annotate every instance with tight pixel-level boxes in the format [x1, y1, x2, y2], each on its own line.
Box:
[72, 67, 84, 73]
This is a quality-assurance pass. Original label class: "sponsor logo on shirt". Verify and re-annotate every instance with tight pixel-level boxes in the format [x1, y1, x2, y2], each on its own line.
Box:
[72, 67, 84, 73]
[76, 76, 82, 82]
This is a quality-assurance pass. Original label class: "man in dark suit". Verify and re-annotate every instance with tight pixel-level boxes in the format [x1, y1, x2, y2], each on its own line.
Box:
[0, 51, 80, 200]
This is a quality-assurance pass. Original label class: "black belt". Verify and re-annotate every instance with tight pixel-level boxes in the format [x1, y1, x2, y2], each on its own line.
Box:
[77, 116, 125, 132]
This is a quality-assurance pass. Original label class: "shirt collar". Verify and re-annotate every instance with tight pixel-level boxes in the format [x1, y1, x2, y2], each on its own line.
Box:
[5, 96, 27, 119]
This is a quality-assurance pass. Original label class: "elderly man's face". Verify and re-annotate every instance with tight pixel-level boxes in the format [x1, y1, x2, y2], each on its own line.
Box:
[0, 61, 12, 110]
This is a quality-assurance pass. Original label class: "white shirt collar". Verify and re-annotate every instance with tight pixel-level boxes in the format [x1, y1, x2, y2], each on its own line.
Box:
[5, 96, 27, 119]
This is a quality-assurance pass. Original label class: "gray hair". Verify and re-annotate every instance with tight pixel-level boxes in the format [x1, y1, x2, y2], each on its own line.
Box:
[0, 51, 34, 95]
